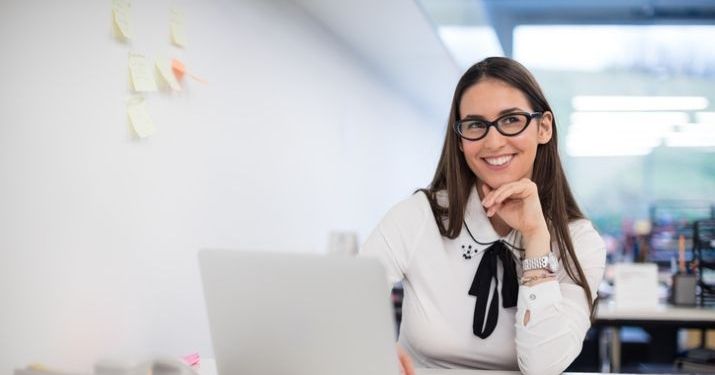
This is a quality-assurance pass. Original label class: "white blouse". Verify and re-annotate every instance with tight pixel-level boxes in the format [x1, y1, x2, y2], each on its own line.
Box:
[359, 187, 606, 375]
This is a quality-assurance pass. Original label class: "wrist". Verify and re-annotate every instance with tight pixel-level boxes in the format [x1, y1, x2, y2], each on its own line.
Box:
[521, 222, 549, 241]
[522, 228, 550, 258]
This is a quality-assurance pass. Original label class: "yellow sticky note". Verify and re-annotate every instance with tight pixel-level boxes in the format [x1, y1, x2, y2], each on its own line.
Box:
[112, 0, 132, 39]
[127, 96, 156, 138]
[128, 53, 158, 92]
[170, 8, 186, 47]
[156, 59, 181, 91]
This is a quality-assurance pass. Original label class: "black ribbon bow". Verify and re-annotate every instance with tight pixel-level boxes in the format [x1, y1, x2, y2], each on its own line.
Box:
[468, 240, 519, 339]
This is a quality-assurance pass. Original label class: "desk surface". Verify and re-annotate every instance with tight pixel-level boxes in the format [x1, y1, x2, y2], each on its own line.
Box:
[198, 360, 623, 375]
[416, 371, 616, 375]
[595, 300, 715, 322]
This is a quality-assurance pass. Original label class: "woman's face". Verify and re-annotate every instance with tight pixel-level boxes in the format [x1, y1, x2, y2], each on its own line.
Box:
[458, 78, 553, 190]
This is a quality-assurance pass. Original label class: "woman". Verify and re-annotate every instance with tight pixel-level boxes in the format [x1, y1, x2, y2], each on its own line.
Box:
[360, 57, 606, 375]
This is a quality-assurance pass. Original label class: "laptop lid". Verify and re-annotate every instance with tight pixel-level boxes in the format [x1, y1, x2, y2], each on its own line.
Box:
[198, 249, 399, 375]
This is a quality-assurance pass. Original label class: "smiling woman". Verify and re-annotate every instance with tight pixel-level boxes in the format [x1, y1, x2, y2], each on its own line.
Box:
[359, 57, 606, 375]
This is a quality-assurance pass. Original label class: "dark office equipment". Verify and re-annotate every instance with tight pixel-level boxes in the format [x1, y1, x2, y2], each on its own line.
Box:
[647, 200, 714, 266]
[672, 273, 697, 305]
[675, 219, 715, 372]
[694, 219, 715, 307]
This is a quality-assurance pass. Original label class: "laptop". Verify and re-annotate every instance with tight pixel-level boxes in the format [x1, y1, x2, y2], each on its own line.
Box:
[198, 249, 400, 375]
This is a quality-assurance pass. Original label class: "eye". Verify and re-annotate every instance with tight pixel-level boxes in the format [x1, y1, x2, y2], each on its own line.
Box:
[466, 120, 488, 129]
[502, 115, 520, 124]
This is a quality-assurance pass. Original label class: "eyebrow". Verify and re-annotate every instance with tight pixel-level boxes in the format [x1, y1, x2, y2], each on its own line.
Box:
[462, 107, 526, 121]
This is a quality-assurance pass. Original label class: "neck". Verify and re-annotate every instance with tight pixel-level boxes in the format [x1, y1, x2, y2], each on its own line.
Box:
[490, 216, 512, 237]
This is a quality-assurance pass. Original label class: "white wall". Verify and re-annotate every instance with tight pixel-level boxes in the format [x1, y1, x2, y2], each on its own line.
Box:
[0, 0, 445, 372]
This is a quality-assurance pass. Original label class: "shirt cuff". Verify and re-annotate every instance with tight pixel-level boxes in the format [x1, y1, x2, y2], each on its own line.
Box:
[517, 280, 562, 312]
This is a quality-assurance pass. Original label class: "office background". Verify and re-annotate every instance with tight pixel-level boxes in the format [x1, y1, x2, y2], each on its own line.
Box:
[1, 0, 714, 374]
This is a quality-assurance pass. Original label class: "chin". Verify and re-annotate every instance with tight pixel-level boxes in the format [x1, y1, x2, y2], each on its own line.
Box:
[478, 175, 520, 189]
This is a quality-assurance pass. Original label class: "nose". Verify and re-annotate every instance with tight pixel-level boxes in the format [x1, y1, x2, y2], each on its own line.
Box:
[481, 125, 506, 150]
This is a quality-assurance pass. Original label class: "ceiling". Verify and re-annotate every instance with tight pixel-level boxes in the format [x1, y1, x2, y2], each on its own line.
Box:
[419, 0, 715, 56]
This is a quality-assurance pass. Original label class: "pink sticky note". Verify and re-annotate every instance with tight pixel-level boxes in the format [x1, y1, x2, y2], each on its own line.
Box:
[181, 352, 200, 367]
[172, 59, 186, 80]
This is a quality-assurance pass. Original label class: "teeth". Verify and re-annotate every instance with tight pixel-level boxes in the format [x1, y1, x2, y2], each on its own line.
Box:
[484, 155, 513, 166]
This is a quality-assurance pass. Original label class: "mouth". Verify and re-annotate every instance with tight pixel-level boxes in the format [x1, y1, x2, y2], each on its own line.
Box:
[482, 154, 515, 167]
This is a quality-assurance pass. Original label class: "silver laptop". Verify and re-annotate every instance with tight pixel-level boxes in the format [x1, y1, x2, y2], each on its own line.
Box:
[198, 249, 400, 375]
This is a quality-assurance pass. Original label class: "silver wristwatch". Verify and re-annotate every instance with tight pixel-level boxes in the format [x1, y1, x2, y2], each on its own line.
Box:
[522, 252, 559, 272]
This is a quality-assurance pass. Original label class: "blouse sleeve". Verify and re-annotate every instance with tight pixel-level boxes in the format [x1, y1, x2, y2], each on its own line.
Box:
[358, 193, 430, 287]
[514, 219, 607, 375]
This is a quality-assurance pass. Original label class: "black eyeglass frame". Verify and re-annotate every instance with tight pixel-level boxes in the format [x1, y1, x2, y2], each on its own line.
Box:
[454, 111, 543, 141]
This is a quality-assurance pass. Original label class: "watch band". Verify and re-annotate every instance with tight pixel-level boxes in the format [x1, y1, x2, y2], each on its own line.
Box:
[521, 252, 559, 272]
[522, 256, 550, 271]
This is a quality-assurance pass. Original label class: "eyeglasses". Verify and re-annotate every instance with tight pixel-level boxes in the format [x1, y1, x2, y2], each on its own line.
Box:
[454, 112, 543, 141]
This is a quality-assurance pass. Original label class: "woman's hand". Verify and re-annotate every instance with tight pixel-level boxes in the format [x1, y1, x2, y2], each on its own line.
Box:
[480, 179, 550, 256]
[397, 343, 415, 375]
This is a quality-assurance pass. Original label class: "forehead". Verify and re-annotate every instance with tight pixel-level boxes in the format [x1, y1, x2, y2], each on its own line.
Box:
[459, 78, 531, 117]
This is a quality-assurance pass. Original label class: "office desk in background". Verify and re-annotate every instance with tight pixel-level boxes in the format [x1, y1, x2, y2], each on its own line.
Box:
[594, 301, 715, 372]
[416, 371, 625, 375]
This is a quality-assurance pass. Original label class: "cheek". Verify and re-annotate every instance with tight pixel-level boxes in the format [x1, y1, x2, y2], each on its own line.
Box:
[460, 141, 483, 173]
[460, 139, 480, 155]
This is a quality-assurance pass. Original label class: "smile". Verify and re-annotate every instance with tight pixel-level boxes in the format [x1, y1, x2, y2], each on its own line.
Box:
[483, 154, 514, 166]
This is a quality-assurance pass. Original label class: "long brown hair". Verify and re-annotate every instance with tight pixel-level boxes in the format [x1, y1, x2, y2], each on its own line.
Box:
[418, 57, 595, 315]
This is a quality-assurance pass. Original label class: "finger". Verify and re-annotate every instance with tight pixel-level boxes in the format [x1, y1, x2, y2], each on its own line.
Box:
[491, 185, 524, 206]
[397, 345, 415, 375]
[489, 181, 532, 206]
[482, 183, 515, 207]
[480, 182, 496, 207]
[481, 182, 492, 196]
[486, 202, 502, 217]
[400, 354, 415, 375]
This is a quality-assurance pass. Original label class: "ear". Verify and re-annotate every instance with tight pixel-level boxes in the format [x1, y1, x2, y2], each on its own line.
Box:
[537, 111, 553, 144]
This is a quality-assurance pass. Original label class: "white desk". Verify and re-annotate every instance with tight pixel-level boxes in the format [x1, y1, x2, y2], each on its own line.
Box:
[416, 371, 619, 375]
[594, 301, 715, 372]
[417, 371, 508, 375]
[196, 359, 625, 375]
[597, 302, 715, 322]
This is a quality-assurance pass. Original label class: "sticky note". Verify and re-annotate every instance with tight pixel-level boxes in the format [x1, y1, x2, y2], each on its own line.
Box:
[156, 59, 181, 91]
[129, 53, 157, 92]
[172, 58, 186, 80]
[171, 58, 208, 85]
[127, 96, 156, 138]
[112, 0, 132, 39]
[170, 8, 186, 47]
[181, 352, 200, 367]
